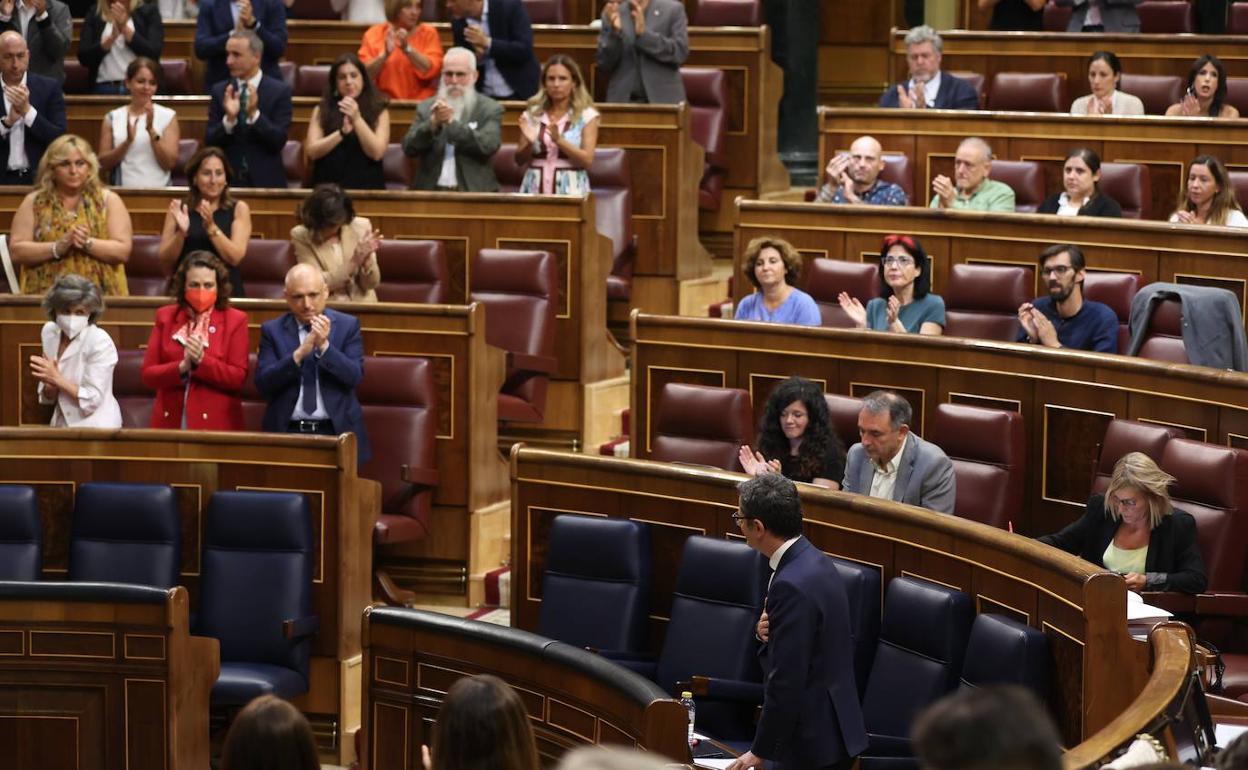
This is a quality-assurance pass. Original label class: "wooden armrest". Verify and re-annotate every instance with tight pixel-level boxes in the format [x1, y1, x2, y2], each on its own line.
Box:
[1195, 593, 1248, 616]
[507, 351, 558, 374]
[400, 465, 439, 486]
[376, 569, 416, 606]
[282, 614, 320, 640]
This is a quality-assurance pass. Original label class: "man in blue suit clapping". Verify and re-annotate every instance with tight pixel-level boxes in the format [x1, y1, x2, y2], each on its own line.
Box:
[0, 30, 64, 185]
[204, 29, 292, 189]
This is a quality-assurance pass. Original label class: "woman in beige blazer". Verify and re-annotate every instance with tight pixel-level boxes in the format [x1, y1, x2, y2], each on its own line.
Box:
[290, 184, 383, 302]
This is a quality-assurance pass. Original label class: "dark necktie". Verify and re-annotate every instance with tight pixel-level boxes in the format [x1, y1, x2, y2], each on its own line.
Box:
[301, 326, 317, 414]
[236, 80, 251, 181]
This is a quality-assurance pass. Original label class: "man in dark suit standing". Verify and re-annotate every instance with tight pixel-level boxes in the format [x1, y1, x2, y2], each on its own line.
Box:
[0, 0, 69, 83]
[596, 0, 688, 104]
[194, 0, 287, 92]
[728, 473, 868, 770]
[0, 30, 63, 185]
[446, 0, 540, 100]
[877, 25, 979, 110]
[205, 29, 291, 189]
[256, 263, 371, 465]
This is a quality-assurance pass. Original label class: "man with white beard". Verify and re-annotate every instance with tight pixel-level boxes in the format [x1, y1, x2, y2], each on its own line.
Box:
[402, 46, 502, 192]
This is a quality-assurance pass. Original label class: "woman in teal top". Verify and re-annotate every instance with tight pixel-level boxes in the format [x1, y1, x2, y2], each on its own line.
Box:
[838, 234, 945, 335]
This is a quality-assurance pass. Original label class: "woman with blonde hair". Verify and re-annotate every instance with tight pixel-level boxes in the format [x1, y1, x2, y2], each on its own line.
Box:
[9, 135, 134, 296]
[1039, 451, 1207, 593]
[1170, 155, 1247, 227]
[77, 0, 164, 95]
[517, 54, 599, 196]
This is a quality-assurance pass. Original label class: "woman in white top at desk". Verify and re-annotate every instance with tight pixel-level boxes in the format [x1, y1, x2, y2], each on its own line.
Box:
[29, 274, 122, 428]
[1070, 51, 1145, 116]
[96, 58, 181, 188]
[1170, 155, 1248, 228]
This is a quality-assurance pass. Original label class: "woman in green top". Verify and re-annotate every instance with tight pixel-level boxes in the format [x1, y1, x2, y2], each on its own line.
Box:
[838, 233, 945, 335]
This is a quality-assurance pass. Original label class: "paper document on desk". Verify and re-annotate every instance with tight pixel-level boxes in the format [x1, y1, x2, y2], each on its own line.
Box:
[693, 760, 735, 769]
[1216, 722, 1248, 747]
[1126, 590, 1172, 621]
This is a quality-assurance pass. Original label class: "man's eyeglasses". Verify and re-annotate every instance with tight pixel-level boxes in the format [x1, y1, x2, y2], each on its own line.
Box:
[730, 512, 755, 523]
[1041, 265, 1073, 277]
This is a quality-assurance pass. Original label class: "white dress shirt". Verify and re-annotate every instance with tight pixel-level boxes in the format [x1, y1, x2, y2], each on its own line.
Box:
[907, 71, 942, 107]
[471, 4, 513, 98]
[868, 433, 909, 502]
[0, 72, 37, 171]
[223, 70, 263, 132]
[97, 19, 138, 83]
[289, 323, 330, 420]
[37, 322, 123, 428]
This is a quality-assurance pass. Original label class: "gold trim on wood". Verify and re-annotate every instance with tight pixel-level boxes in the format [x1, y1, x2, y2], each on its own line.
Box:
[373, 655, 411, 688]
[29, 629, 116, 659]
[643, 365, 727, 453]
[1041, 403, 1116, 508]
[371, 351, 456, 440]
[123, 634, 167, 661]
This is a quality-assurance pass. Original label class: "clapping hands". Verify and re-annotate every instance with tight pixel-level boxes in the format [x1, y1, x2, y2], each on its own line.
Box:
[836, 291, 868, 328]
[169, 199, 190, 235]
[738, 445, 781, 477]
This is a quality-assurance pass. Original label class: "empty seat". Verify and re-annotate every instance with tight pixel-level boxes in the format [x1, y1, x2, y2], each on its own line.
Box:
[128, 234, 168, 296]
[470, 249, 559, 423]
[1090, 418, 1185, 496]
[521, 0, 564, 23]
[114, 349, 155, 427]
[1231, 171, 1248, 211]
[1098, 162, 1151, 220]
[942, 264, 1033, 341]
[160, 58, 192, 95]
[63, 60, 90, 94]
[588, 147, 637, 302]
[682, 67, 729, 211]
[693, 0, 761, 24]
[824, 393, 864, 452]
[68, 482, 180, 589]
[198, 491, 319, 705]
[989, 160, 1046, 212]
[804, 258, 879, 328]
[1132, 297, 1187, 364]
[373, 240, 450, 303]
[490, 143, 525, 191]
[239, 352, 265, 432]
[948, 70, 985, 109]
[537, 515, 651, 654]
[239, 239, 297, 299]
[650, 383, 753, 472]
[879, 154, 915, 203]
[830, 556, 882, 699]
[1043, 1, 1072, 30]
[1138, 0, 1195, 31]
[170, 138, 200, 186]
[1082, 271, 1142, 353]
[282, 140, 306, 189]
[382, 143, 413, 190]
[959, 614, 1048, 699]
[1226, 79, 1248, 119]
[0, 485, 41, 580]
[986, 72, 1067, 113]
[294, 64, 329, 98]
[1160, 439, 1248, 595]
[290, 0, 339, 18]
[1118, 74, 1183, 116]
[928, 404, 1024, 529]
[1232, 2, 1248, 34]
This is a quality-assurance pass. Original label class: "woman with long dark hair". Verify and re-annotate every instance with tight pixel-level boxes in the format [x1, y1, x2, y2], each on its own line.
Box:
[158, 146, 252, 296]
[738, 376, 846, 490]
[1170, 155, 1247, 227]
[305, 52, 391, 190]
[1166, 55, 1239, 118]
[1037, 148, 1122, 218]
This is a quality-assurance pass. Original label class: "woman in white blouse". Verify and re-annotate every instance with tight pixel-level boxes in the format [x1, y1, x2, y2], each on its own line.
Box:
[29, 274, 123, 428]
[1070, 51, 1145, 116]
[77, 0, 165, 95]
[97, 58, 180, 188]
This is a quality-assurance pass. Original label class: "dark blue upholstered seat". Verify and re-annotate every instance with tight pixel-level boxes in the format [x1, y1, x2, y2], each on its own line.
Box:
[959, 613, 1049, 700]
[0, 485, 41, 580]
[69, 482, 180, 589]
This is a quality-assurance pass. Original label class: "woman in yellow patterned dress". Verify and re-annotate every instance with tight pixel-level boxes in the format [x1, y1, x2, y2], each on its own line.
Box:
[9, 135, 134, 296]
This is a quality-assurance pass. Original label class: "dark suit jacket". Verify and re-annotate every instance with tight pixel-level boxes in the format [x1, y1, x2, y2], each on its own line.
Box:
[596, 0, 689, 104]
[753, 537, 868, 767]
[205, 73, 292, 188]
[1037, 192, 1123, 218]
[451, 0, 540, 99]
[255, 307, 371, 464]
[0, 70, 66, 173]
[878, 70, 980, 110]
[1039, 494, 1207, 593]
[1054, 0, 1141, 31]
[193, 0, 287, 91]
[402, 92, 502, 192]
[0, 0, 70, 82]
[77, 1, 164, 87]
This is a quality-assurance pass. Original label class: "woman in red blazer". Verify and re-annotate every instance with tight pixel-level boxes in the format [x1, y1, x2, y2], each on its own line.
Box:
[141, 251, 249, 430]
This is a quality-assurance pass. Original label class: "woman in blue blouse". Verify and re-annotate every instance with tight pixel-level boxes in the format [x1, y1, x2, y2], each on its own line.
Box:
[733, 236, 821, 326]
[838, 233, 945, 335]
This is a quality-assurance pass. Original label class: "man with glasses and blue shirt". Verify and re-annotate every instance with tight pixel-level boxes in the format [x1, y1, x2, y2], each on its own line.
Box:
[403, 46, 502, 192]
[1017, 244, 1119, 354]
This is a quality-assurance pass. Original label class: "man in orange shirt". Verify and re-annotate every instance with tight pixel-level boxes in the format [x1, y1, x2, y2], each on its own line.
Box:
[358, 0, 442, 100]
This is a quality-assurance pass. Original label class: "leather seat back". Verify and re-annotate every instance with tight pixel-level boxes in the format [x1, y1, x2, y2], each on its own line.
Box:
[1091, 418, 1185, 496]
[1138, 0, 1195, 31]
[282, 139, 306, 189]
[64, 60, 90, 94]
[1118, 74, 1183, 116]
[240, 352, 265, 432]
[171, 139, 200, 186]
[987, 72, 1067, 113]
[1082, 271, 1141, 354]
[1233, 2, 1248, 33]
[943, 263, 1033, 341]
[1160, 439, 1248, 592]
[948, 70, 985, 109]
[114, 349, 155, 428]
[989, 160, 1046, 212]
[69, 482, 180, 589]
[879, 154, 915, 203]
[1043, 2, 1072, 29]
[1231, 171, 1248, 212]
[160, 58, 192, 95]
[824, 393, 864, 451]
[651, 383, 753, 471]
[538, 515, 651, 652]
[1134, 297, 1187, 364]
[1227, 78, 1248, 118]
[383, 143, 414, 190]
[294, 65, 330, 98]
[0, 485, 41, 580]
[522, 0, 564, 22]
[681, 67, 729, 169]
[128, 235, 168, 297]
[1098, 162, 1151, 220]
[804, 258, 879, 328]
[692, 0, 761, 25]
[491, 143, 525, 191]
[830, 555, 882, 698]
[959, 613, 1049, 699]
[588, 148, 636, 300]
[240, 239, 297, 299]
[928, 404, 1024, 529]
[374, 240, 450, 304]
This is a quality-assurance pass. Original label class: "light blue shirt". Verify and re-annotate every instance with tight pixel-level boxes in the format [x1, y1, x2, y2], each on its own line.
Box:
[735, 288, 822, 327]
[471, 7, 513, 98]
[290, 324, 329, 420]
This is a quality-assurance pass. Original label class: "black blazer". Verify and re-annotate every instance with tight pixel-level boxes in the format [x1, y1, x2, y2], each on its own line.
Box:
[0, 70, 66, 172]
[205, 74, 292, 189]
[77, 1, 164, 87]
[878, 70, 980, 109]
[451, 0, 540, 99]
[1037, 192, 1123, 218]
[1038, 494, 1208, 594]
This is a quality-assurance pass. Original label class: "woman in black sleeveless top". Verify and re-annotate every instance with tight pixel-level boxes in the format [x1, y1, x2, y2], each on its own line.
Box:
[158, 147, 252, 297]
[306, 53, 391, 190]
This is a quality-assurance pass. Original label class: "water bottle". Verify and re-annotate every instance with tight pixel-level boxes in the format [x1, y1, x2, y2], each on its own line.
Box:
[679, 690, 696, 747]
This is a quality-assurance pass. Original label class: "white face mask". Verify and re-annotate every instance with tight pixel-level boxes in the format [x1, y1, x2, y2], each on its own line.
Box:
[56, 314, 89, 339]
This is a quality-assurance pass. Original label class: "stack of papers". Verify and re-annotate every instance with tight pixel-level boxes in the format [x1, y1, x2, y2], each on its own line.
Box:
[1127, 590, 1173, 622]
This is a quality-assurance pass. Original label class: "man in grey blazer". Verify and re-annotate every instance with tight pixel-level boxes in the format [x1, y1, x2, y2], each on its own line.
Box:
[841, 390, 956, 514]
[402, 47, 503, 192]
[0, 0, 69, 83]
[596, 0, 688, 105]
[1054, 0, 1141, 32]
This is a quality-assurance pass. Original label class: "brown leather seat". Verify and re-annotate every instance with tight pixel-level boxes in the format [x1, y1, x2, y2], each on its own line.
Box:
[239, 352, 265, 431]
[681, 67, 729, 211]
[128, 235, 168, 297]
[1133, 297, 1187, 364]
[990, 160, 1046, 213]
[651, 383, 753, 472]
[1043, 1, 1072, 30]
[1138, 0, 1196, 32]
[1226, 78, 1248, 118]
[383, 143, 414, 190]
[1090, 418, 1185, 496]
[1082, 271, 1141, 354]
[359, 355, 439, 546]
[803, 258, 878, 328]
[63, 60, 90, 95]
[1230, 171, 1248, 211]
[943, 264, 1033, 341]
[491, 143, 524, 191]
[294, 65, 330, 98]
[948, 70, 985, 109]
[824, 393, 863, 453]
[1161, 439, 1248, 594]
[374, 240, 449, 303]
[588, 147, 636, 302]
[159, 59, 192, 95]
[470, 249, 559, 423]
[986, 72, 1067, 113]
[171, 139, 200, 186]
[283, 140, 306, 189]
[1232, 2, 1248, 33]
[522, 0, 564, 23]
[292, 0, 339, 19]
[1098, 162, 1151, 220]
[1118, 74, 1183, 116]
[928, 404, 1024, 529]
[240, 239, 297, 299]
[114, 349, 154, 428]
[880, 154, 914, 203]
[278, 60, 295, 89]
[692, 0, 761, 25]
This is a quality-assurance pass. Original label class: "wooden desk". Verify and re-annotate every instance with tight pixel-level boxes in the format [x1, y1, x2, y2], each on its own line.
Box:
[0, 428, 374, 763]
[0, 582, 217, 770]
[362, 606, 689, 770]
[627, 312, 1248, 539]
[817, 107, 1248, 221]
[510, 446, 1158, 747]
[731, 200, 1248, 338]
